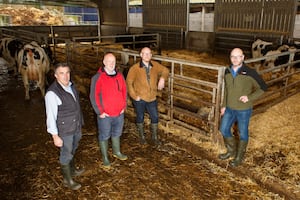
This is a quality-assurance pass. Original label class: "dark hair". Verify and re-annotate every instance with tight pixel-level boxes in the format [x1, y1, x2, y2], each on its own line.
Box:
[54, 63, 70, 72]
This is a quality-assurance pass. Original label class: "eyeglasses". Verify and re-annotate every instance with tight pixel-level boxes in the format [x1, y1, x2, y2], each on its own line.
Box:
[230, 55, 243, 59]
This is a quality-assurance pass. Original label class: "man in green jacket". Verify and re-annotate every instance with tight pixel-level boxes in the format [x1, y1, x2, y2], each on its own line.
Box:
[126, 47, 169, 145]
[219, 48, 267, 167]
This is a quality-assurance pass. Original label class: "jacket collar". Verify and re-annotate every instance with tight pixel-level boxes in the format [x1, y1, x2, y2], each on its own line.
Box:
[98, 66, 117, 77]
[139, 60, 153, 68]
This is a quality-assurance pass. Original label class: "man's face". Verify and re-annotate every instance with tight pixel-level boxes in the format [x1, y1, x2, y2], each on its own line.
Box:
[140, 48, 152, 62]
[230, 49, 244, 67]
[55, 66, 70, 87]
[103, 54, 116, 73]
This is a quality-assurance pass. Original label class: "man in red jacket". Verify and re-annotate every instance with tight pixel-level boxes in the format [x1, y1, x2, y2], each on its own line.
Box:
[90, 53, 128, 168]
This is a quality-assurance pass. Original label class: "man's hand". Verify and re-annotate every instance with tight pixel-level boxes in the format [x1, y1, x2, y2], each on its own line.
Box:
[100, 113, 109, 118]
[158, 77, 165, 90]
[52, 134, 63, 147]
[220, 107, 226, 116]
[239, 95, 249, 103]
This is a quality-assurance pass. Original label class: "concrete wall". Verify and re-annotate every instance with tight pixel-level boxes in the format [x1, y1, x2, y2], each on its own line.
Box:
[189, 12, 214, 32]
[129, 13, 143, 28]
[294, 14, 300, 39]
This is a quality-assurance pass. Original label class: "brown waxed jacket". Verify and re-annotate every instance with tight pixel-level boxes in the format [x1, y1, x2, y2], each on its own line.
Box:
[126, 60, 169, 102]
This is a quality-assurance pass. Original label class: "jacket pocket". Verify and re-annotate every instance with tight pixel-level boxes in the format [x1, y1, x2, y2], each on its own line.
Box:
[57, 115, 78, 134]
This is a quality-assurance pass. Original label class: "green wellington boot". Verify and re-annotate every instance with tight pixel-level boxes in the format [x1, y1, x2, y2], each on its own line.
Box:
[112, 136, 128, 160]
[218, 137, 237, 160]
[230, 140, 248, 167]
[151, 123, 161, 145]
[70, 158, 85, 177]
[61, 164, 81, 190]
[99, 140, 111, 168]
[137, 123, 147, 144]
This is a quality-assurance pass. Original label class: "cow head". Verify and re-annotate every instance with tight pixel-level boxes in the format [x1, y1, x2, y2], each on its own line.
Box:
[252, 39, 273, 58]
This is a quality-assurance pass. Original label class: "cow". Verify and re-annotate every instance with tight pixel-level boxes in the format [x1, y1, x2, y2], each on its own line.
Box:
[17, 41, 50, 100]
[261, 45, 290, 79]
[0, 37, 23, 75]
[262, 45, 290, 68]
[251, 39, 273, 58]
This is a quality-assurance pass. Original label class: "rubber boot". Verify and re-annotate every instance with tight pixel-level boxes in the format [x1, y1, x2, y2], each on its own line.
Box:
[70, 158, 85, 177]
[218, 137, 237, 160]
[112, 136, 128, 161]
[151, 123, 161, 145]
[99, 140, 111, 168]
[61, 164, 81, 190]
[137, 123, 147, 144]
[230, 140, 248, 167]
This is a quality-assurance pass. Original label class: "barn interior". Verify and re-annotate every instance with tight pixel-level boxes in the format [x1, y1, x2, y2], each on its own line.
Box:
[0, 0, 300, 199]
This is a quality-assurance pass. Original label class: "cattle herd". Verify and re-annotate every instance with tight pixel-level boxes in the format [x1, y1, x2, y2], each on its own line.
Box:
[251, 39, 300, 70]
[0, 36, 299, 100]
[0, 37, 52, 100]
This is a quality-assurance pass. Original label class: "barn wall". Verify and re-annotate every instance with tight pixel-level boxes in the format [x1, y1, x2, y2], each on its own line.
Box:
[186, 32, 215, 53]
[100, 25, 127, 36]
[141, 0, 188, 49]
[189, 12, 214, 32]
[143, 0, 187, 29]
[98, 0, 127, 26]
[215, 0, 296, 37]
[294, 14, 300, 39]
[214, 0, 297, 55]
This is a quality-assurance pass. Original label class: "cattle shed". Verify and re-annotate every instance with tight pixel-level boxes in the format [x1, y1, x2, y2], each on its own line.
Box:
[1, 0, 299, 55]
[98, 0, 300, 54]
[214, 0, 298, 56]
[98, 0, 188, 49]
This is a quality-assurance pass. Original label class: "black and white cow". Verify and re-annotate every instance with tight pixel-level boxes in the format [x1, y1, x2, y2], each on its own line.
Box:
[252, 39, 300, 81]
[262, 45, 290, 69]
[251, 39, 273, 58]
[0, 37, 23, 75]
[17, 41, 50, 100]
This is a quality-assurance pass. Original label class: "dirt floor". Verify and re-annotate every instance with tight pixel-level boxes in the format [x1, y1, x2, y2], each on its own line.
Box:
[1, 60, 299, 199]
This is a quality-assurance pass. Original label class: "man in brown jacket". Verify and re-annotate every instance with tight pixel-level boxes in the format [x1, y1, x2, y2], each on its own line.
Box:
[126, 47, 169, 145]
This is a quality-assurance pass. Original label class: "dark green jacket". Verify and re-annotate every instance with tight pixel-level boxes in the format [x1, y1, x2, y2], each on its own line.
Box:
[222, 64, 267, 110]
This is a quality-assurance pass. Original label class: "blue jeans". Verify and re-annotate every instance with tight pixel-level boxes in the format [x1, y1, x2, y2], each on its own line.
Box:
[133, 99, 158, 124]
[97, 113, 124, 141]
[59, 131, 82, 165]
[219, 107, 252, 141]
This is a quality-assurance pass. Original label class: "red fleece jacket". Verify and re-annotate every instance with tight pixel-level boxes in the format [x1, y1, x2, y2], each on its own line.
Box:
[90, 67, 127, 117]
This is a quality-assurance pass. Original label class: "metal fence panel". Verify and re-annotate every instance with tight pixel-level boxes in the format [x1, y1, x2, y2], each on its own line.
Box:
[143, 0, 187, 29]
[215, 0, 297, 37]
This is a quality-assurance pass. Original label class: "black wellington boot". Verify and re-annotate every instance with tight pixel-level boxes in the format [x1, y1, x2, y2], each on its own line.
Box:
[61, 164, 81, 190]
[230, 140, 248, 167]
[218, 137, 237, 160]
[70, 158, 85, 177]
[137, 123, 147, 144]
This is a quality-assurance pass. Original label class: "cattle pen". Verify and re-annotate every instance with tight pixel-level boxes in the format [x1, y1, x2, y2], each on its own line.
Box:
[1, 24, 300, 142]
[50, 39, 300, 144]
